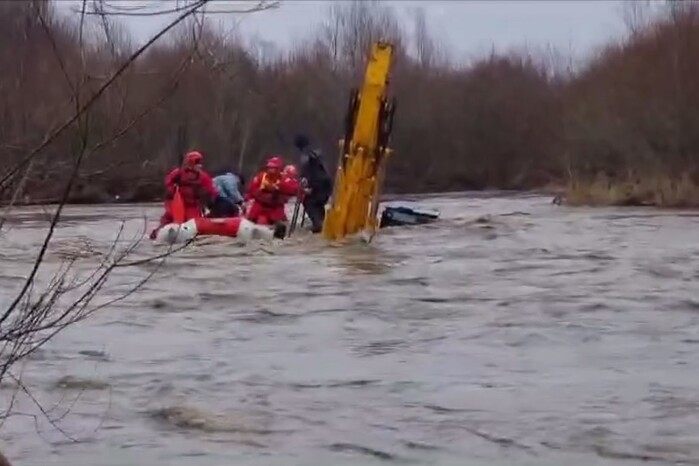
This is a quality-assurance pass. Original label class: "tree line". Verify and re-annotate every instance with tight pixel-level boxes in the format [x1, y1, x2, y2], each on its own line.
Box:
[1, 0, 698, 206]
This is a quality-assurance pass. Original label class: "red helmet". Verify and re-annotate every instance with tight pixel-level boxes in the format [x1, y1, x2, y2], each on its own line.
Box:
[283, 164, 298, 177]
[266, 156, 283, 169]
[184, 150, 203, 166]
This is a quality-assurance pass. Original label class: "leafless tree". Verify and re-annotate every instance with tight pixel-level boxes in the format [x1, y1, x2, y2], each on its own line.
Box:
[621, 0, 654, 36]
[412, 7, 436, 69]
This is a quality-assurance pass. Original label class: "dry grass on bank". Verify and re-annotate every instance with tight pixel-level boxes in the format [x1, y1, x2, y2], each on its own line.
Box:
[564, 173, 699, 208]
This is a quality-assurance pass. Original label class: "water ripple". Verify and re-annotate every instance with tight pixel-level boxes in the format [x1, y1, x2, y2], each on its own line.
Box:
[2, 196, 699, 465]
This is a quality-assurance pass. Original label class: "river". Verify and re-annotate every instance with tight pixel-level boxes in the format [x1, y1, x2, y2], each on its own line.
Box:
[1, 192, 699, 466]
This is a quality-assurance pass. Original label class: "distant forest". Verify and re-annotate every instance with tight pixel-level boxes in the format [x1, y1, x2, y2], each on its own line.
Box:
[1, 0, 698, 206]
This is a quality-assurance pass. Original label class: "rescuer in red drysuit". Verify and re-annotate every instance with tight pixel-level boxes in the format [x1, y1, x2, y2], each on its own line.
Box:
[282, 164, 298, 181]
[281, 164, 304, 203]
[149, 150, 218, 239]
[244, 156, 299, 226]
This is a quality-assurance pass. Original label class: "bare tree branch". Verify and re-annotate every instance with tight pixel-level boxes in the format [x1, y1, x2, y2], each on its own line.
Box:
[72, 0, 279, 17]
[0, 0, 263, 444]
[0, 0, 208, 193]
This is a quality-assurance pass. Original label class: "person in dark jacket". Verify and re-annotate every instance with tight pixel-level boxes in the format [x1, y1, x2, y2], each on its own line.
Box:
[293, 134, 332, 233]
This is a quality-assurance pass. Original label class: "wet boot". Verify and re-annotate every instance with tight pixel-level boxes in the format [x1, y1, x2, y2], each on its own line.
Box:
[303, 198, 326, 234]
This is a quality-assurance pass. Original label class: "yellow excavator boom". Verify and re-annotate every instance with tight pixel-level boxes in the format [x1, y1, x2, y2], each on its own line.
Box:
[322, 41, 397, 242]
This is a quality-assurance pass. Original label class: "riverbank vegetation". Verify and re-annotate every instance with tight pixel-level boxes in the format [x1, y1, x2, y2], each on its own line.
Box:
[0, 0, 698, 206]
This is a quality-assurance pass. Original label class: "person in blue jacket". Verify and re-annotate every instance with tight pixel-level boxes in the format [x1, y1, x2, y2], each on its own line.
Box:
[208, 169, 245, 217]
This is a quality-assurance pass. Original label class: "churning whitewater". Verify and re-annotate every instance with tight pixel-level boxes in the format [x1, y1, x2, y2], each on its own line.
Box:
[2, 193, 699, 466]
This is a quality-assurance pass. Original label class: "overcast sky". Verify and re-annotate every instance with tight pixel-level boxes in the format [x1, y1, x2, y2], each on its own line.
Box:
[55, 0, 636, 63]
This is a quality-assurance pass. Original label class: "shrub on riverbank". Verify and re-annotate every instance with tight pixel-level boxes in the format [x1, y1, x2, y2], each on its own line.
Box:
[561, 2, 699, 206]
[0, 1, 697, 206]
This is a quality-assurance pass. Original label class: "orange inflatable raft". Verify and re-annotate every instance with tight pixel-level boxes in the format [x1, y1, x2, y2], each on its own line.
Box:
[153, 216, 276, 245]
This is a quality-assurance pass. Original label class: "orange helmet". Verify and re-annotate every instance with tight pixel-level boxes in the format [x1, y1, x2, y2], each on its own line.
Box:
[283, 164, 298, 178]
[266, 156, 283, 170]
[184, 150, 203, 166]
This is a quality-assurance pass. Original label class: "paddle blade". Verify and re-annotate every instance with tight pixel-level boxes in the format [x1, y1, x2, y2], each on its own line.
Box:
[172, 187, 185, 224]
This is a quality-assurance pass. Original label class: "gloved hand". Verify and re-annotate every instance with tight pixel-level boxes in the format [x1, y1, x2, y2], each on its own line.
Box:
[167, 176, 180, 196]
[300, 178, 311, 195]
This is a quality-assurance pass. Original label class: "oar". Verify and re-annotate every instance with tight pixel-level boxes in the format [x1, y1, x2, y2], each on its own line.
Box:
[288, 179, 308, 237]
[288, 195, 303, 236]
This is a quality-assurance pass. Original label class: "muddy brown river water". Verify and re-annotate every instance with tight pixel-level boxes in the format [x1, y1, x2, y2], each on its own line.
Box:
[1, 192, 699, 466]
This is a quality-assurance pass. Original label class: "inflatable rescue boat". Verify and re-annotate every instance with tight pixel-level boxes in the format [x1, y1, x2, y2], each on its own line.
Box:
[153, 216, 279, 245]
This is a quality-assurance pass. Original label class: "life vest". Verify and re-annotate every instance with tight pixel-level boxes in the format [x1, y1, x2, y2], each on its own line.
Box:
[301, 149, 332, 196]
[170, 168, 203, 206]
[253, 172, 283, 207]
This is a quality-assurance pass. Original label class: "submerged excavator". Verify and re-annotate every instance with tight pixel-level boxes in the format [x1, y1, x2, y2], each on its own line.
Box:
[321, 41, 397, 242]
[320, 41, 438, 242]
